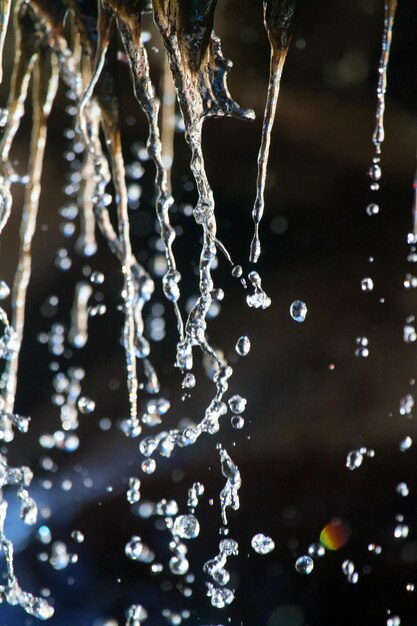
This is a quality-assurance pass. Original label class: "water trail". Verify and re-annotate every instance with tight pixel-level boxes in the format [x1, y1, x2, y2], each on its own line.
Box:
[102, 109, 140, 426]
[160, 53, 176, 193]
[369, 0, 397, 189]
[109, 0, 184, 340]
[84, 111, 157, 400]
[76, 148, 98, 256]
[0, 0, 11, 85]
[68, 281, 93, 349]
[75, 3, 141, 428]
[250, 0, 295, 263]
[412, 156, 417, 236]
[0, 2, 39, 170]
[4, 46, 59, 414]
[0, 2, 45, 237]
[152, 0, 253, 379]
[218, 446, 241, 526]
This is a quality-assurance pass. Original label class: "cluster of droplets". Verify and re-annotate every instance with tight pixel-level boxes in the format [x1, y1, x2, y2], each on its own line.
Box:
[204, 538, 238, 607]
[0, 454, 54, 619]
[345, 447, 375, 471]
[342, 559, 359, 585]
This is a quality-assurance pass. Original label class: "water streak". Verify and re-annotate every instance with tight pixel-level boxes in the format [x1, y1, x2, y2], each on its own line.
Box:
[369, 0, 397, 189]
[250, 0, 295, 263]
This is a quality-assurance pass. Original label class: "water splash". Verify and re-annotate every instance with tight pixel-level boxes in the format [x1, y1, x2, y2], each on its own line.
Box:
[0, 0, 407, 624]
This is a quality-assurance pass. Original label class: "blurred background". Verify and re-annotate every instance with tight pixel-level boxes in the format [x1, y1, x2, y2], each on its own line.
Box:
[1, 0, 417, 624]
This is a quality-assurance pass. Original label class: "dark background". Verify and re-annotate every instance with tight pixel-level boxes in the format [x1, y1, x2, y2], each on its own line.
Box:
[1, 0, 417, 624]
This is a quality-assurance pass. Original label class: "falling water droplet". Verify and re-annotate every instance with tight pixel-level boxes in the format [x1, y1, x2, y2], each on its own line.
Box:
[308, 542, 325, 558]
[355, 337, 369, 358]
[346, 450, 364, 470]
[77, 396, 95, 414]
[366, 203, 380, 216]
[295, 555, 314, 575]
[290, 300, 307, 323]
[231, 415, 244, 429]
[251, 533, 275, 554]
[396, 482, 409, 497]
[127, 477, 141, 504]
[235, 336, 251, 356]
[228, 395, 247, 414]
[0, 280, 10, 299]
[90, 271, 104, 284]
[399, 436, 412, 452]
[125, 536, 144, 560]
[141, 458, 156, 475]
[394, 523, 409, 539]
[361, 278, 374, 292]
[387, 617, 401, 626]
[182, 373, 196, 389]
[71, 530, 84, 544]
[0, 108, 8, 127]
[173, 514, 200, 539]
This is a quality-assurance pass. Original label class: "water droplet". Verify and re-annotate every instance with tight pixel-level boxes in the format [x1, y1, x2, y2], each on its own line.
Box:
[169, 555, 189, 576]
[90, 271, 104, 284]
[399, 394, 414, 415]
[368, 543, 382, 554]
[251, 533, 275, 554]
[0, 281, 10, 299]
[396, 482, 409, 497]
[346, 449, 364, 470]
[141, 458, 156, 474]
[231, 415, 244, 429]
[206, 583, 234, 608]
[173, 514, 200, 539]
[125, 536, 143, 560]
[182, 373, 196, 389]
[295, 555, 314, 575]
[399, 436, 412, 452]
[355, 336, 369, 358]
[342, 559, 355, 576]
[369, 162, 382, 181]
[228, 395, 247, 414]
[71, 530, 84, 543]
[308, 542, 325, 558]
[361, 277, 374, 292]
[127, 477, 141, 504]
[21, 498, 37, 525]
[77, 396, 95, 414]
[366, 203, 379, 216]
[403, 322, 416, 343]
[0, 108, 8, 127]
[235, 336, 251, 356]
[394, 523, 409, 539]
[290, 300, 307, 323]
